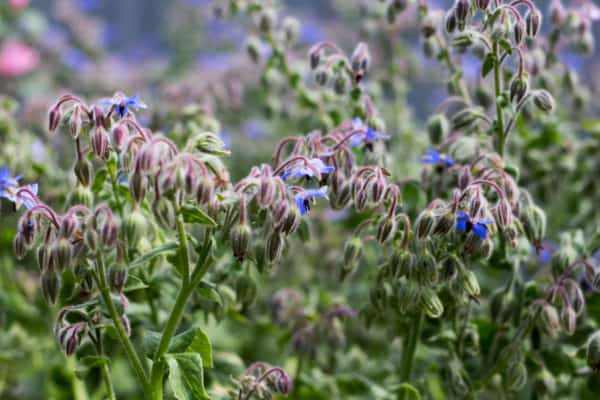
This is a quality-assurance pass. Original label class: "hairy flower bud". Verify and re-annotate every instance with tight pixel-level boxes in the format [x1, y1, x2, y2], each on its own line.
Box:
[510, 76, 529, 103]
[281, 206, 300, 235]
[504, 362, 527, 391]
[41, 270, 61, 305]
[258, 8, 276, 34]
[541, 304, 561, 333]
[333, 73, 349, 96]
[74, 158, 92, 187]
[258, 175, 275, 209]
[427, 114, 449, 145]
[521, 204, 546, 247]
[561, 306, 576, 335]
[48, 106, 62, 132]
[462, 270, 480, 297]
[59, 215, 78, 239]
[196, 176, 214, 205]
[397, 281, 420, 314]
[532, 90, 555, 113]
[314, 66, 330, 87]
[445, 9, 458, 34]
[101, 220, 118, 247]
[282, 16, 300, 44]
[51, 238, 73, 272]
[433, 211, 455, 236]
[420, 287, 444, 318]
[513, 20, 525, 46]
[309, 46, 321, 70]
[235, 274, 257, 306]
[37, 245, 51, 271]
[587, 331, 600, 372]
[475, 0, 490, 10]
[455, 0, 470, 24]
[14, 233, 27, 260]
[92, 127, 109, 159]
[415, 251, 439, 286]
[370, 285, 389, 312]
[111, 124, 127, 149]
[109, 266, 128, 293]
[494, 198, 513, 229]
[123, 210, 147, 245]
[129, 172, 146, 204]
[459, 167, 472, 190]
[376, 216, 397, 244]
[415, 209, 435, 240]
[231, 223, 251, 262]
[341, 237, 362, 280]
[152, 198, 176, 230]
[69, 105, 82, 138]
[84, 228, 99, 252]
[265, 230, 285, 263]
[525, 9, 542, 37]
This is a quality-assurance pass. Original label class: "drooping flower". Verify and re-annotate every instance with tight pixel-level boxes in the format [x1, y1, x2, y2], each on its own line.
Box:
[295, 186, 329, 216]
[421, 149, 454, 168]
[349, 118, 388, 147]
[456, 211, 493, 239]
[281, 158, 334, 181]
[100, 94, 146, 119]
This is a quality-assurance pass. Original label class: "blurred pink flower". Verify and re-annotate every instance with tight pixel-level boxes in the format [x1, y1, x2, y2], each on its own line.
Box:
[8, 0, 29, 10]
[0, 40, 39, 77]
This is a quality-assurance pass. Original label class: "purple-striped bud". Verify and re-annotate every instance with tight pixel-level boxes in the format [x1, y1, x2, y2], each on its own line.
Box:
[550, 0, 566, 27]
[371, 177, 386, 205]
[48, 106, 62, 132]
[109, 266, 128, 293]
[415, 209, 435, 240]
[41, 270, 61, 305]
[74, 158, 92, 187]
[129, 172, 146, 204]
[70, 105, 82, 138]
[525, 9, 542, 37]
[92, 127, 109, 159]
[561, 306, 576, 335]
[37, 245, 51, 271]
[445, 9, 458, 34]
[510, 76, 529, 103]
[101, 220, 118, 247]
[533, 90, 555, 113]
[494, 198, 513, 228]
[459, 167, 472, 190]
[59, 215, 78, 238]
[281, 206, 300, 235]
[455, 0, 470, 23]
[258, 169, 275, 208]
[355, 188, 369, 211]
[475, 0, 490, 10]
[433, 211, 455, 236]
[158, 169, 177, 197]
[231, 223, 251, 261]
[277, 373, 291, 394]
[14, 233, 27, 260]
[272, 199, 290, 231]
[184, 165, 198, 196]
[196, 176, 214, 205]
[376, 216, 397, 244]
[468, 188, 487, 218]
[541, 303, 561, 333]
[309, 46, 321, 69]
[266, 230, 285, 263]
[111, 124, 127, 149]
[123, 210, 147, 245]
[51, 238, 73, 272]
[152, 198, 176, 230]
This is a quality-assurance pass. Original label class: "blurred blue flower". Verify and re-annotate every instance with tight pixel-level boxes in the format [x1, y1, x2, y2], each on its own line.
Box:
[295, 186, 328, 216]
[0, 168, 38, 209]
[0, 167, 20, 195]
[31, 140, 46, 162]
[350, 118, 387, 147]
[64, 47, 90, 71]
[101, 94, 146, 118]
[461, 53, 480, 81]
[300, 21, 325, 44]
[535, 240, 557, 264]
[242, 118, 265, 139]
[281, 158, 334, 181]
[421, 149, 454, 167]
[78, 0, 102, 12]
[456, 211, 493, 239]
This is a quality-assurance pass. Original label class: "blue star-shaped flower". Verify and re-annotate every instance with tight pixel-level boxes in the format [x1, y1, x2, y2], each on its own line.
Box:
[100, 94, 146, 119]
[0, 167, 38, 210]
[349, 117, 388, 147]
[421, 149, 454, 168]
[456, 211, 493, 239]
[295, 186, 329, 216]
[281, 158, 334, 181]
[0, 167, 20, 196]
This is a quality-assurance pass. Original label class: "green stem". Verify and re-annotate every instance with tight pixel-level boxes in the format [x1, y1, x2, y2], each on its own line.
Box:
[66, 356, 89, 400]
[95, 329, 117, 400]
[291, 354, 304, 399]
[399, 312, 424, 389]
[95, 253, 152, 397]
[493, 42, 506, 158]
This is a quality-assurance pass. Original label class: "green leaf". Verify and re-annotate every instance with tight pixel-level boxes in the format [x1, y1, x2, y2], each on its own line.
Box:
[124, 275, 149, 292]
[179, 204, 217, 227]
[92, 169, 108, 194]
[143, 327, 213, 368]
[75, 355, 109, 379]
[481, 53, 495, 78]
[498, 39, 512, 55]
[165, 353, 210, 400]
[128, 242, 178, 270]
[197, 281, 222, 305]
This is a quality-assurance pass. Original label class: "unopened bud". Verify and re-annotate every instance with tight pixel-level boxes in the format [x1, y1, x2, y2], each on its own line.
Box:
[510, 76, 529, 103]
[370, 285, 389, 312]
[265, 230, 285, 263]
[504, 362, 527, 391]
[282, 17, 300, 44]
[525, 9, 542, 37]
[541, 303, 561, 333]
[101, 220, 118, 247]
[309, 46, 321, 70]
[74, 158, 92, 187]
[51, 238, 73, 272]
[427, 114, 449, 145]
[258, 175, 275, 209]
[69, 105, 82, 138]
[152, 198, 176, 230]
[376, 216, 397, 244]
[129, 173, 146, 204]
[513, 20, 525, 46]
[231, 223, 251, 262]
[350, 42, 371, 74]
[235, 274, 257, 306]
[532, 90, 555, 113]
[37, 245, 51, 271]
[258, 8, 276, 34]
[111, 124, 127, 149]
[462, 270, 480, 297]
[561, 306, 577, 335]
[445, 9, 458, 34]
[14, 233, 27, 260]
[123, 210, 148, 245]
[84, 228, 99, 252]
[420, 287, 444, 318]
[276, 373, 291, 394]
[48, 106, 62, 132]
[420, 15, 436, 38]
[475, 0, 490, 10]
[281, 206, 300, 235]
[494, 198, 513, 229]
[109, 266, 128, 293]
[92, 127, 109, 159]
[246, 36, 261, 63]
[314, 66, 330, 87]
[341, 237, 362, 280]
[415, 209, 435, 240]
[586, 331, 600, 372]
[459, 167, 472, 190]
[41, 270, 61, 305]
[455, 0, 470, 23]
[521, 204, 546, 247]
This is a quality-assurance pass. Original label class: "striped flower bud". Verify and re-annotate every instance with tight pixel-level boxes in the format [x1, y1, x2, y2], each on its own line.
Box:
[258, 172, 275, 208]
[525, 9, 542, 37]
[445, 9, 458, 34]
[504, 362, 527, 391]
[309, 46, 321, 70]
[561, 306, 577, 335]
[415, 251, 439, 286]
[109, 266, 128, 293]
[462, 270, 480, 297]
[314, 66, 330, 87]
[37, 245, 51, 271]
[370, 285, 389, 312]
[51, 238, 73, 272]
[111, 124, 127, 149]
[152, 198, 176, 230]
[123, 210, 148, 245]
[415, 209, 436, 240]
[521, 204, 546, 247]
[341, 237, 362, 280]
[281, 206, 300, 235]
[533, 90, 555, 113]
[513, 20, 525, 46]
[74, 158, 92, 187]
[14, 233, 27, 260]
[427, 114, 449, 145]
[69, 105, 82, 138]
[587, 331, 600, 372]
[235, 274, 257, 306]
[494, 198, 513, 229]
[455, 0, 470, 24]
[41, 270, 61, 305]
[196, 176, 214, 205]
[475, 0, 490, 10]
[48, 106, 62, 132]
[101, 220, 118, 247]
[265, 230, 285, 263]
[541, 303, 561, 333]
[376, 216, 397, 244]
[420, 287, 444, 318]
[129, 172, 146, 204]
[91, 126, 109, 159]
[510, 76, 529, 103]
[231, 223, 251, 262]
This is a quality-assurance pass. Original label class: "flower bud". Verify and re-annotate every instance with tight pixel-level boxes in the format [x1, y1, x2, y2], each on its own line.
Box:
[415, 209, 435, 240]
[525, 9, 542, 37]
[37, 245, 52, 271]
[341, 237, 362, 280]
[101, 220, 118, 247]
[420, 287, 444, 318]
[376, 216, 397, 244]
[475, 0, 490, 10]
[152, 198, 176, 230]
[73, 158, 92, 187]
[494, 198, 513, 229]
[420, 15, 436, 38]
[92, 127, 109, 159]
[281, 206, 300, 235]
[396, 281, 420, 314]
[415, 251, 439, 286]
[231, 223, 251, 262]
[427, 114, 449, 145]
[282, 16, 300, 44]
[451, 107, 479, 130]
[41, 270, 61, 305]
[123, 210, 148, 245]
[561, 306, 576, 335]
[51, 238, 73, 272]
[59, 215, 78, 239]
[111, 124, 127, 149]
[533, 90, 555, 113]
[351, 42, 371, 74]
[445, 9, 458, 34]
[69, 105, 82, 138]
[129, 173, 146, 204]
[314, 66, 330, 86]
[309, 46, 321, 70]
[68, 185, 93, 207]
[521, 204, 546, 247]
[333, 73, 349, 96]
[265, 230, 285, 263]
[433, 211, 455, 236]
[109, 266, 128, 293]
[14, 233, 27, 260]
[550, 0, 566, 27]
[541, 303, 561, 333]
[235, 274, 257, 306]
[504, 362, 527, 391]
[276, 373, 291, 394]
[370, 285, 389, 312]
[455, 0, 470, 24]
[586, 331, 600, 372]
[258, 8, 276, 34]
[84, 228, 99, 252]
[462, 270, 480, 297]
[196, 176, 214, 205]
[440, 255, 462, 282]
[48, 106, 62, 132]
[258, 176, 275, 209]
[246, 36, 261, 63]
[513, 20, 525, 46]
[510, 76, 529, 103]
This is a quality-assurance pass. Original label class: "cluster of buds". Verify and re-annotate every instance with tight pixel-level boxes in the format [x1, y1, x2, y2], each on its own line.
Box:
[231, 362, 291, 400]
[548, 0, 599, 56]
[13, 179, 119, 305]
[532, 259, 599, 336]
[309, 41, 371, 91]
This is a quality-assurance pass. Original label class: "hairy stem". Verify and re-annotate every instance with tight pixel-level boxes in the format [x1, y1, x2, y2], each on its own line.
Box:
[493, 42, 506, 158]
[399, 311, 424, 397]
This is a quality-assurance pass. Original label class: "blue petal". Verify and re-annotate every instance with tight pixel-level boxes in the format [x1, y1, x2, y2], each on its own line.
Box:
[472, 223, 488, 239]
[0, 167, 9, 179]
[295, 195, 307, 215]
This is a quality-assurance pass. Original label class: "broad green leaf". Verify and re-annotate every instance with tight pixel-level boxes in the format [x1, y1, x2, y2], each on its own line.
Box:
[165, 353, 210, 400]
[143, 326, 213, 367]
[179, 204, 217, 227]
[75, 355, 109, 379]
[92, 168, 108, 194]
[498, 39, 512, 55]
[197, 281, 222, 305]
[124, 275, 149, 292]
[128, 242, 178, 270]
[481, 53, 495, 78]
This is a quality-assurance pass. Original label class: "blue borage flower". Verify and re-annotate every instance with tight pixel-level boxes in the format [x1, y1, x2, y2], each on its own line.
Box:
[100, 94, 146, 119]
[456, 211, 493, 239]
[295, 186, 329, 216]
[281, 158, 334, 181]
[350, 117, 388, 147]
[421, 149, 454, 168]
[0, 167, 38, 209]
